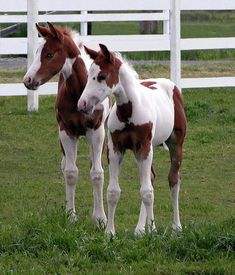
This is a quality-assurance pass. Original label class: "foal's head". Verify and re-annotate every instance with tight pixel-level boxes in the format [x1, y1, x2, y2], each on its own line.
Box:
[23, 22, 80, 90]
[77, 44, 122, 113]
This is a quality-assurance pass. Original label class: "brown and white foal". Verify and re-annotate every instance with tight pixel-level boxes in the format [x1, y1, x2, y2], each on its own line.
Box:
[23, 23, 111, 226]
[77, 44, 187, 235]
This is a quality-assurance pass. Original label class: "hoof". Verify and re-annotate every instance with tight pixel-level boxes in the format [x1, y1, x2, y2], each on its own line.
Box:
[172, 223, 182, 232]
[96, 218, 107, 230]
[68, 212, 77, 224]
[105, 227, 115, 237]
[134, 227, 145, 236]
[92, 213, 107, 229]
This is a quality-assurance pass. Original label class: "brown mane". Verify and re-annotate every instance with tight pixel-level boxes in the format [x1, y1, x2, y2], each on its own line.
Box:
[56, 26, 74, 37]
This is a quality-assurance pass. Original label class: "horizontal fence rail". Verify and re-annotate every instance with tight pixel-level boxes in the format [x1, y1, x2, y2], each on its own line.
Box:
[0, 0, 235, 110]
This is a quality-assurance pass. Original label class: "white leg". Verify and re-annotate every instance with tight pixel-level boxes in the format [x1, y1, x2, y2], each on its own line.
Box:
[105, 138, 122, 236]
[86, 127, 106, 227]
[135, 201, 147, 235]
[135, 165, 155, 235]
[59, 130, 78, 223]
[136, 146, 156, 234]
[61, 156, 65, 173]
[171, 179, 182, 231]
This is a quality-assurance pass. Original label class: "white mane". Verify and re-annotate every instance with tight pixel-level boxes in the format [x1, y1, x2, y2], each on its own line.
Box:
[66, 32, 138, 78]
[78, 43, 93, 71]
[114, 52, 139, 80]
[70, 30, 93, 71]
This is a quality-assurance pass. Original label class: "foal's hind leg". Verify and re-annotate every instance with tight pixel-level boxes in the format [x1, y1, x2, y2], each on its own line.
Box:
[166, 130, 184, 231]
[86, 126, 106, 227]
[135, 201, 147, 235]
[59, 130, 78, 223]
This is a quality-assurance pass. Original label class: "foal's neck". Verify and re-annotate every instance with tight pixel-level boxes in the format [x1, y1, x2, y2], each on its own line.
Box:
[116, 63, 140, 106]
[61, 55, 87, 99]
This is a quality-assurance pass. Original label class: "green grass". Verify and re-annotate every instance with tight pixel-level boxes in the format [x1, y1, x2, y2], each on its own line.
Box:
[0, 88, 234, 273]
[1, 11, 235, 273]
[2, 59, 235, 85]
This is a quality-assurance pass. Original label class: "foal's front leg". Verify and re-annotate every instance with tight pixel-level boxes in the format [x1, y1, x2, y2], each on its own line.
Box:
[59, 130, 78, 222]
[105, 138, 123, 235]
[86, 126, 106, 227]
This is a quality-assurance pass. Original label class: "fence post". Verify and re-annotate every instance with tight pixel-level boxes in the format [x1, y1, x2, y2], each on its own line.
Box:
[163, 10, 170, 35]
[170, 0, 181, 88]
[80, 11, 88, 35]
[27, 0, 38, 111]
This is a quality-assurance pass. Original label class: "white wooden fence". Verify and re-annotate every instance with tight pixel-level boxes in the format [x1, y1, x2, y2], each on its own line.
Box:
[0, 0, 235, 111]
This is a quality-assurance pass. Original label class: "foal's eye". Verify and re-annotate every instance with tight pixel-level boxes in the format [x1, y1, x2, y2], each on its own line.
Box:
[97, 74, 107, 82]
[46, 53, 54, 59]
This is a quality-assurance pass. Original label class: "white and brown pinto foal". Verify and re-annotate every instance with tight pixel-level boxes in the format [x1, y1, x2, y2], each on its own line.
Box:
[23, 23, 111, 226]
[77, 44, 187, 235]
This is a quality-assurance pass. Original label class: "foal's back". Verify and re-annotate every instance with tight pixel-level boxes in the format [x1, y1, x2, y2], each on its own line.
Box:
[134, 78, 177, 146]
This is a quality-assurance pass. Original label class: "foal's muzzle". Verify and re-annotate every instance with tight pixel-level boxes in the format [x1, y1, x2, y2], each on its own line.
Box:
[77, 96, 99, 114]
[23, 76, 40, 90]
[77, 99, 92, 113]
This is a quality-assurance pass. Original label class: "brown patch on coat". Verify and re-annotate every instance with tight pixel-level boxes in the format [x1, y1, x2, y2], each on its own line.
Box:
[57, 110, 104, 137]
[111, 122, 153, 160]
[57, 100, 104, 137]
[116, 101, 132, 123]
[172, 86, 187, 145]
[166, 85, 187, 187]
[141, 81, 157, 90]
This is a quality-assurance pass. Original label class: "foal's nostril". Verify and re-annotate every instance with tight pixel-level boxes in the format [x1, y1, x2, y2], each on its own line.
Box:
[34, 80, 39, 87]
[23, 76, 31, 85]
[78, 99, 88, 112]
[23, 75, 40, 90]
[83, 100, 87, 108]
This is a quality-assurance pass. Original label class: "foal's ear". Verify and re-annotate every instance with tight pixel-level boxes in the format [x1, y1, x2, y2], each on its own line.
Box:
[99, 44, 114, 63]
[84, 45, 98, 60]
[35, 23, 50, 38]
[47, 22, 64, 43]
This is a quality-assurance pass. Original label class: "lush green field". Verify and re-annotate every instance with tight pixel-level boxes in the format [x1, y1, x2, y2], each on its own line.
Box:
[0, 10, 235, 274]
[0, 87, 234, 273]
[2, 59, 235, 85]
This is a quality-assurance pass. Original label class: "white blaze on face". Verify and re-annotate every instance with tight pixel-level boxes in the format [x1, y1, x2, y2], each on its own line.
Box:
[23, 40, 46, 81]
[90, 64, 111, 98]
[89, 63, 100, 79]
